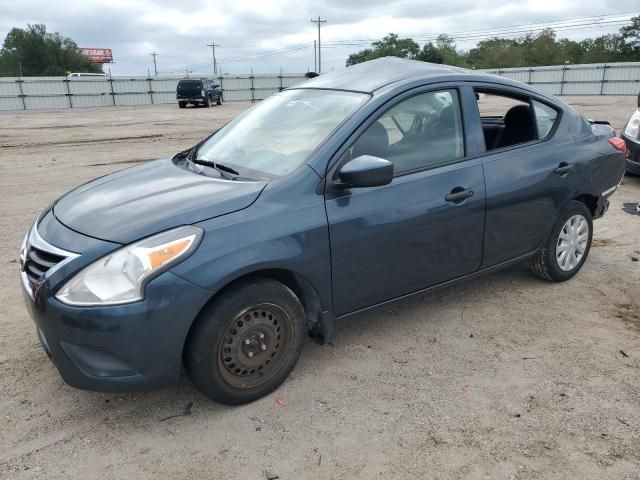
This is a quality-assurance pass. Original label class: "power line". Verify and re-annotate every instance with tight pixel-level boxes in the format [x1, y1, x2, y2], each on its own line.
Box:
[311, 16, 327, 73]
[152, 11, 637, 74]
[323, 12, 637, 46]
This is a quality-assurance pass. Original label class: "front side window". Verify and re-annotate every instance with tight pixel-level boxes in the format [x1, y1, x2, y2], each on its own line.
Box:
[532, 100, 559, 139]
[197, 89, 368, 178]
[350, 89, 464, 175]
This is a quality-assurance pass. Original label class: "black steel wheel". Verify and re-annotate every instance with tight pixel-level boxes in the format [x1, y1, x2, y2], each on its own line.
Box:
[218, 303, 293, 389]
[185, 278, 305, 405]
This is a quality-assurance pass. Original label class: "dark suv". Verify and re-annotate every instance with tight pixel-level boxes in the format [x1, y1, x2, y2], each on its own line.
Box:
[20, 58, 625, 405]
[176, 78, 222, 108]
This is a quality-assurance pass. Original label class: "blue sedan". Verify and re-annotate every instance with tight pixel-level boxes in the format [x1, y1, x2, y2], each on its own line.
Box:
[20, 58, 626, 404]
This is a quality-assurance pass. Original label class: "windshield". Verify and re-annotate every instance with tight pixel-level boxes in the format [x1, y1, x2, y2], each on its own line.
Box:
[196, 89, 368, 178]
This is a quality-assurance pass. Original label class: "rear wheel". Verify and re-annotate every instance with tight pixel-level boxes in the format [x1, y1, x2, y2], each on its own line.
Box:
[185, 278, 305, 405]
[530, 200, 592, 282]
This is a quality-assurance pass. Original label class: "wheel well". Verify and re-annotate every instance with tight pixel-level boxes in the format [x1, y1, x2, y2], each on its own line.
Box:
[194, 269, 326, 341]
[574, 194, 598, 216]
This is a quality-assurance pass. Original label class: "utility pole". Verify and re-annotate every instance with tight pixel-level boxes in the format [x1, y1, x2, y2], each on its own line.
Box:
[310, 16, 326, 73]
[207, 41, 220, 76]
[150, 52, 159, 76]
[313, 40, 317, 72]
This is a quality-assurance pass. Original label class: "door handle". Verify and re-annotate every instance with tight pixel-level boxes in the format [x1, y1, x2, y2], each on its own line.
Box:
[445, 187, 474, 204]
[554, 162, 575, 176]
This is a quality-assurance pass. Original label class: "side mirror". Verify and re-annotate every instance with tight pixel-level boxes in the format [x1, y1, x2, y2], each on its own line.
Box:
[337, 155, 393, 188]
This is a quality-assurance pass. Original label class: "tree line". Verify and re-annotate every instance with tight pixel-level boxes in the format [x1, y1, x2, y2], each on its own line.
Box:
[346, 16, 640, 68]
[0, 24, 103, 76]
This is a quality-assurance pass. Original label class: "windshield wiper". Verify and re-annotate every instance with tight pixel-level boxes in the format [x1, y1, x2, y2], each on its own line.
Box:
[191, 158, 240, 179]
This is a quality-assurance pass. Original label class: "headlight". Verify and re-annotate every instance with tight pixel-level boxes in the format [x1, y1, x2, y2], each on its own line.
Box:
[201, 90, 205, 97]
[56, 226, 203, 306]
[624, 109, 640, 139]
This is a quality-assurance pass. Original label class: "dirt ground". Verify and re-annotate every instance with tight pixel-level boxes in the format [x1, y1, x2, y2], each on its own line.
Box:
[0, 97, 639, 480]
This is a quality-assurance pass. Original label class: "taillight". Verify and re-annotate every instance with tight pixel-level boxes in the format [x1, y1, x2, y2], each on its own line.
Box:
[608, 137, 627, 155]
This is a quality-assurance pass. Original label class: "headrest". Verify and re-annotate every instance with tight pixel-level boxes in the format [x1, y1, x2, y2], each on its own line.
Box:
[504, 104, 534, 129]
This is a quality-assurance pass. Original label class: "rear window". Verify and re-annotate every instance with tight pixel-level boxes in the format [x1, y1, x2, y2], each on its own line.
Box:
[178, 80, 202, 89]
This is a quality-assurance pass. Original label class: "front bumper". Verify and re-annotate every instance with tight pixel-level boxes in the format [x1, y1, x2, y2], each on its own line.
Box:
[21, 217, 211, 392]
[623, 134, 640, 175]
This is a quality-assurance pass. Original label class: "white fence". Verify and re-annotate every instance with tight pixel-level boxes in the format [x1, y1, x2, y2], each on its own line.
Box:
[0, 74, 307, 111]
[1, 62, 638, 111]
[482, 62, 640, 96]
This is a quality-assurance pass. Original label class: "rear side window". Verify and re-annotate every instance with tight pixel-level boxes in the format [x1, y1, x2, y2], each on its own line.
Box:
[474, 91, 537, 151]
[350, 89, 465, 174]
[532, 100, 559, 139]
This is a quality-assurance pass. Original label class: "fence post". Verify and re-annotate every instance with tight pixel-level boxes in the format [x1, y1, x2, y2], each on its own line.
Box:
[559, 65, 567, 95]
[16, 78, 26, 110]
[218, 75, 224, 101]
[599, 64, 607, 95]
[109, 77, 116, 106]
[527, 66, 533, 85]
[250, 72, 255, 103]
[279, 72, 283, 92]
[147, 77, 154, 105]
[64, 79, 73, 108]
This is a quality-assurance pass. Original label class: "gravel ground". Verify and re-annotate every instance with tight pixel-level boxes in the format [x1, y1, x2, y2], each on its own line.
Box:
[0, 97, 639, 480]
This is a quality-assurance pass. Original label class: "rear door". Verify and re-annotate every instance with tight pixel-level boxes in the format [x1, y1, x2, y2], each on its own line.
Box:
[325, 86, 486, 316]
[469, 84, 578, 267]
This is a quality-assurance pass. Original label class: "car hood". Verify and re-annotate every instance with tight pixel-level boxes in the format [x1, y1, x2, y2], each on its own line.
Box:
[53, 158, 267, 244]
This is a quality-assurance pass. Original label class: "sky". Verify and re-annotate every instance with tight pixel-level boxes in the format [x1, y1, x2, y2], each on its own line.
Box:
[0, 0, 638, 76]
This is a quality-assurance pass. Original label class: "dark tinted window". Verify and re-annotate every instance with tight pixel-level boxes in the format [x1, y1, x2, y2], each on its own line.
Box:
[350, 89, 464, 174]
[178, 80, 202, 90]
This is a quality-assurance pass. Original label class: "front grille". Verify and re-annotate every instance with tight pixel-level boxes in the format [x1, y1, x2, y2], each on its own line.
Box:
[23, 245, 66, 286]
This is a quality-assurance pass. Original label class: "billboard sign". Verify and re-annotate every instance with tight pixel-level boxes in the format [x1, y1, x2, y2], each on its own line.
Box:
[79, 48, 113, 63]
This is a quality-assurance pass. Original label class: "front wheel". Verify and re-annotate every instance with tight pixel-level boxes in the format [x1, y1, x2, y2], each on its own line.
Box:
[216, 94, 222, 105]
[204, 96, 212, 108]
[185, 279, 305, 405]
[178, 102, 186, 109]
[530, 200, 593, 282]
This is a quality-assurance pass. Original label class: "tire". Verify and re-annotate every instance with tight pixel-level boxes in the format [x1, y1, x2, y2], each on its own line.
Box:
[178, 102, 186, 109]
[185, 278, 306, 405]
[205, 96, 211, 108]
[529, 200, 593, 282]
[216, 93, 222, 105]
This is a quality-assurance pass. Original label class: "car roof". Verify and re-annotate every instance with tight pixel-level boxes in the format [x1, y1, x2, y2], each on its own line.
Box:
[297, 57, 516, 94]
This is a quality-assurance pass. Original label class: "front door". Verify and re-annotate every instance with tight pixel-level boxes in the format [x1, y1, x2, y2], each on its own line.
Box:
[325, 87, 486, 316]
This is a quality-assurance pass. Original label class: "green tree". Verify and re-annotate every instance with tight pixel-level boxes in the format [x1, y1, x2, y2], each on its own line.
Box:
[620, 15, 640, 49]
[346, 16, 640, 69]
[0, 24, 103, 76]
[346, 33, 420, 66]
[418, 42, 444, 63]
